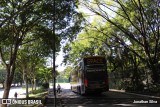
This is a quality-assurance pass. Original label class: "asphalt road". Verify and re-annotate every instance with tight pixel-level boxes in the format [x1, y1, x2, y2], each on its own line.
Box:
[47, 83, 160, 107]
[0, 87, 25, 98]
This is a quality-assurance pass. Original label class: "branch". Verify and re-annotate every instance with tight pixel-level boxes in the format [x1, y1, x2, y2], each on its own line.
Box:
[110, 33, 146, 62]
[20, 38, 39, 45]
[140, 0, 157, 38]
[116, 0, 142, 35]
[153, 5, 160, 63]
[0, 46, 7, 66]
[82, 1, 144, 47]
[0, 0, 39, 27]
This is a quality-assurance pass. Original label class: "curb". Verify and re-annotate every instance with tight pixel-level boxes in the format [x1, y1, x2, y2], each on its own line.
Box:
[110, 89, 160, 99]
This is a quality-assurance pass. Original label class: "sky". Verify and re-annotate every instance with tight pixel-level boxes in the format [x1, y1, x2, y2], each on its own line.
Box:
[54, 2, 93, 72]
[55, 48, 66, 72]
[46, 47, 66, 72]
[47, 39, 68, 72]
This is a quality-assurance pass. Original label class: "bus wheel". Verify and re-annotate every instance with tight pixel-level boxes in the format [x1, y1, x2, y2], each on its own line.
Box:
[78, 87, 81, 95]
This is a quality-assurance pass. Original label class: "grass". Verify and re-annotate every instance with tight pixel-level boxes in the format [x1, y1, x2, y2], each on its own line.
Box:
[29, 89, 48, 98]
[9, 88, 48, 107]
[22, 87, 32, 91]
[9, 105, 42, 107]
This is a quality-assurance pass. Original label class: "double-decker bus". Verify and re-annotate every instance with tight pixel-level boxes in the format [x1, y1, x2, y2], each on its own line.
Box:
[70, 56, 109, 95]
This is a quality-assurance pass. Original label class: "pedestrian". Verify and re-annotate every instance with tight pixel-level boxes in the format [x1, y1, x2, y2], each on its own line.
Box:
[14, 92, 18, 99]
[57, 84, 61, 93]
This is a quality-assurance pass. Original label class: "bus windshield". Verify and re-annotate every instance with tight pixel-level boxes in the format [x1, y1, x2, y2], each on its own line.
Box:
[85, 64, 106, 72]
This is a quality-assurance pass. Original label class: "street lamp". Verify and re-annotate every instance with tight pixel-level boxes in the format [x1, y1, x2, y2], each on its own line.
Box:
[52, 0, 56, 107]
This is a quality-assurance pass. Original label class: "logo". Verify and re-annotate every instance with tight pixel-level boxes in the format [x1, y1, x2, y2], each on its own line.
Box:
[2, 99, 11, 104]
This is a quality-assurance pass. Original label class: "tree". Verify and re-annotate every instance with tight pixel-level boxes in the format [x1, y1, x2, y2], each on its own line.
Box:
[16, 37, 50, 98]
[63, 66, 72, 79]
[63, 24, 106, 65]
[0, 68, 5, 88]
[0, 1, 45, 101]
[57, 66, 73, 83]
[62, 0, 160, 90]
[0, 0, 38, 28]
[37, 67, 56, 85]
[80, 0, 160, 84]
[12, 70, 23, 86]
[0, 1, 84, 106]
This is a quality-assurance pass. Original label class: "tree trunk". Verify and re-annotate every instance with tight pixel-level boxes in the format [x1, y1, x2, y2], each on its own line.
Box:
[20, 82, 22, 87]
[22, 66, 29, 99]
[147, 60, 160, 84]
[3, 79, 11, 97]
[150, 65, 159, 84]
[1, 80, 11, 107]
[31, 80, 33, 92]
[34, 79, 36, 90]
[2, 66, 15, 107]
[2, 81, 4, 89]
[25, 77, 29, 99]
[132, 55, 139, 90]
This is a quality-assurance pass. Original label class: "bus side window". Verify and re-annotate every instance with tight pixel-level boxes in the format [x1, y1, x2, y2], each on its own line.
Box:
[80, 62, 83, 70]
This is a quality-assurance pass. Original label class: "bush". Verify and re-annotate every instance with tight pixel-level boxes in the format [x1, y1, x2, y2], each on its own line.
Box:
[31, 88, 45, 94]
[42, 83, 49, 89]
[149, 84, 160, 93]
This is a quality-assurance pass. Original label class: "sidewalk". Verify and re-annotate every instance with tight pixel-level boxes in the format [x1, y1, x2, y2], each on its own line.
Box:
[45, 89, 62, 107]
[110, 89, 160, 99]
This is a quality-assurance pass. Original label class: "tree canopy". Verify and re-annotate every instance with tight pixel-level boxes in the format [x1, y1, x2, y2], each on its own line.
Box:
[0, 0, 84, 102]
[63, 0, 160, 91]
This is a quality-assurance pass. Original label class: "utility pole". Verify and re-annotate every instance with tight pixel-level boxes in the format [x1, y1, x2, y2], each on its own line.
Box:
[52, 0, 56, 107]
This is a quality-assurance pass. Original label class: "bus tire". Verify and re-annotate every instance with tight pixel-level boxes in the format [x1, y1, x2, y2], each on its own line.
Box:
[78, 86, 81, 95]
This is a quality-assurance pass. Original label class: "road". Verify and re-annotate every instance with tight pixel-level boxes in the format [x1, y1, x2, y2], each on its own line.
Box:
[47, 83, 160, 107]
[0, 87, 25, 98]
[0, 83, 69, 99]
